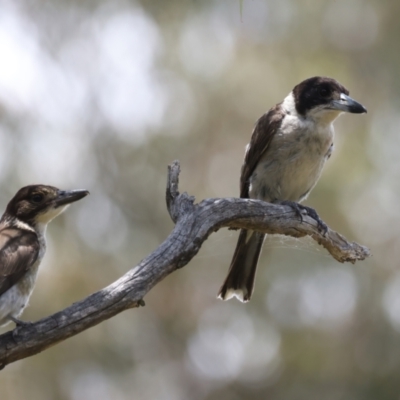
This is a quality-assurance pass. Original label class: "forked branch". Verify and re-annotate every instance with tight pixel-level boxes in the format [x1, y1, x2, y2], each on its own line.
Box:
[0, 160, 370, 369]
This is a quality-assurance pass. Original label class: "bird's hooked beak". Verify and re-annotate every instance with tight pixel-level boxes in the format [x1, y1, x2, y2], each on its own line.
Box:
[54, 189, 90, 208]
[329, 93, 367, 114]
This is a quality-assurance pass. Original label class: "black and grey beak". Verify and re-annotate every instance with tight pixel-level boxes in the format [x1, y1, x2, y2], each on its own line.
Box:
[330, 93, 367, 114]
[55, 189, 89, 208]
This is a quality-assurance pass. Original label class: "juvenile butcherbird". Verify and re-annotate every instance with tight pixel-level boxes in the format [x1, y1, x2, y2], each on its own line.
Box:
[218, 76, 367, 303]
[0, 185, 89, 327]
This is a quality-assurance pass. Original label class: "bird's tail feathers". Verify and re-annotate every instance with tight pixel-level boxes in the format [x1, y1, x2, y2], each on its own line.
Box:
[218, 230, 265, 302]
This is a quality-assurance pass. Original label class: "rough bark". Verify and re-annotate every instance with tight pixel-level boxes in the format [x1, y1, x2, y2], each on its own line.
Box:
[0, 160, 370, 369]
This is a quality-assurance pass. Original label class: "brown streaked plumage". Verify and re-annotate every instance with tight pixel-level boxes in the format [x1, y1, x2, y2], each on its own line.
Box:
[0, 185, 89, 327]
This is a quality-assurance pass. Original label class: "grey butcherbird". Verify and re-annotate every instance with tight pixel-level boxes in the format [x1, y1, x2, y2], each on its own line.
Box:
[0, 185, 89, 327]
[218, 76, 367, 303]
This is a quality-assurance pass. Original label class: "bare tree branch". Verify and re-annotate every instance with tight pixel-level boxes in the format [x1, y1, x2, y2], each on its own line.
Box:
[0, 160, 370, 369]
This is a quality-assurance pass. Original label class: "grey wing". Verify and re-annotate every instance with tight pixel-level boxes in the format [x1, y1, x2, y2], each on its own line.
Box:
[0, 228, 40, 297]
[240, 104, 285, 198]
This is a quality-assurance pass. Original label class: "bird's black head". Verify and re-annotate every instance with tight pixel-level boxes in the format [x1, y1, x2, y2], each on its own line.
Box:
[292, 76, 367, 117]
[4, 185, 89, 225]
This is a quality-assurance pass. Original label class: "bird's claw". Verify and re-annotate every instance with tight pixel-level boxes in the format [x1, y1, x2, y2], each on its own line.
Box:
[9, 316, 32, 328]
[280, 201, 328, 235]
[9, 316, 33, 340]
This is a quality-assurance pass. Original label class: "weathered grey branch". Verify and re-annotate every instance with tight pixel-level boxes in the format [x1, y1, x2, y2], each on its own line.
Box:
[0, 160, 370, 369]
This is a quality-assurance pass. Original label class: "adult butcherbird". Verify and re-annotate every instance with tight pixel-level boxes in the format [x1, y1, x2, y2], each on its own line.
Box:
[218, 76, 367, 302]
[0, 185, 89, 327]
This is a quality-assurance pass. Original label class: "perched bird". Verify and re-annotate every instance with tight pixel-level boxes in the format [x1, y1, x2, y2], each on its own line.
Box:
[218, 76, 367, 302]
[0, 185, 89, 327]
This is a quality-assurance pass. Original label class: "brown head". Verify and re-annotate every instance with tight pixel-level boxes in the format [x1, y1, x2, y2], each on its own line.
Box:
[3, 185, 89, 225]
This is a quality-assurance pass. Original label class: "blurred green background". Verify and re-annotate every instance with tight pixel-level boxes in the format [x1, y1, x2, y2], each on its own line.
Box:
[0, 0, 398, 399]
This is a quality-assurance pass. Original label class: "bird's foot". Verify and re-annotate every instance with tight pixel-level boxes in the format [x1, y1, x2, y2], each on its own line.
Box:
[280, 201, 328, 235]
[9, 316, 33, 341]
[9, 316, 32, 328]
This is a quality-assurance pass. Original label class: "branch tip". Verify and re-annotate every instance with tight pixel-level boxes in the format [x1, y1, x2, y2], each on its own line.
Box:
[0, 161, 371, 369]
[166, 160, 181, 222]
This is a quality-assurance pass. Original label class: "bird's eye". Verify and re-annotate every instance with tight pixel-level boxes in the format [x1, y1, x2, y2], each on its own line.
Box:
[319, 87, 329, 96]
[30, 193, 44, 203]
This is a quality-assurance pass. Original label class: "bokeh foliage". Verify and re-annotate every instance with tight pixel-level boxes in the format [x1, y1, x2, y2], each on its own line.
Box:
[0, 0, 398, 399]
